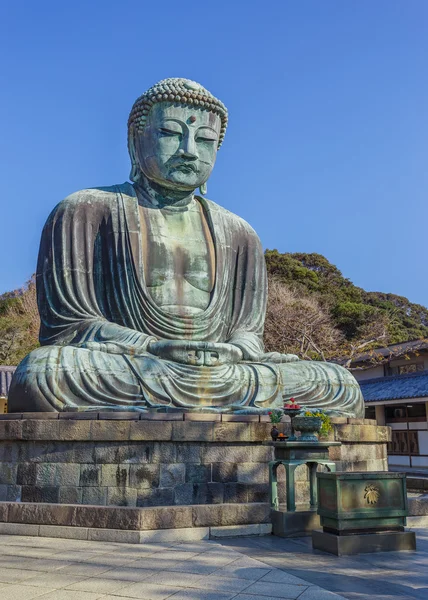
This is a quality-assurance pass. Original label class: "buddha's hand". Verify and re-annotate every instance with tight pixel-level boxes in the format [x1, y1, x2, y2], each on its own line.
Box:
[147, 340, 243, 366]
[260, 352, 300, 363]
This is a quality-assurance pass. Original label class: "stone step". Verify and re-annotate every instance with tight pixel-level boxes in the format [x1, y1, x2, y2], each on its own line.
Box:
[0, 500, 270, 531]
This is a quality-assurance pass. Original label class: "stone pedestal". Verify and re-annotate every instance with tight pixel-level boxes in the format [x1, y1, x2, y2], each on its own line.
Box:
[0, 414, 390, 542]
[312, 528, 416, 556]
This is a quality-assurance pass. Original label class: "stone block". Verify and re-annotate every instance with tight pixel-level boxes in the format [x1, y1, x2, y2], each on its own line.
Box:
[140, 527, 209, 543]
[0, 420, 23, 440]
[201, 445, 249, 464]
[185, 413, 221, 421]
[82, 486, 107, 506]
[129, 464, 160, 489]
[57, 420, 93, 440]
[21, 485, 59, 503]
[106, 487, 137, 507]
[329, 444, 380, 462]
[196, 483, 224, 504]
[213, 423, 251, 442]
[39, 525, 88, 540]
[210, 523, 270, 537]
[224, 483, 248, 503]
[335, 424, 390, 443]
[129, 421, 172, 441]
[58, 486, 83, 504]
[174, 483, 195, 505]
[72, 442, 96, 463]
[312, 528, 416, 555]
[0, 442, 19, 462]
[55, 463, 81, 487]
[0, 501, 9, 521]
[152, 442, 177, 463]
[0, 485, 7, 500]
[174, 482, 224, 505]
[160, 463, 185, 487]
[91, 420, 131, 441]
[0, 522, 40, 536]
[140, 413, 184, 421]
[172, 422, 214, 442]
[142, 506, 193, 530]
[17, 463, 36, 485]
[248, 423, 271, 442]
[250, 446, 273, 463]
[212, 462, 237, 483]
[88, 528, 140, 543]
[176, 443, 201, 464]
[28, 441, 76, 464]
[221, 415, 260, 422]
[186, 464, 211, 483]
[80, 464, 101, 486]
[137, 487, 174, 507]
[22, 420, 59, 440]
[98, 412, 140, 420]
[6, 485, 22, 502]
[101, 464, 130, 487]
[58, 412, 95, 419]
[247, 483, 269, 503]
[8, 502, 75, 526]
[272, 510, 320, 537]
[237, 462, 269, 484]
[193, 504, 222, 527]
[35, 463, 57, 486]
[219, 502, 270, 526]
[0, 463, 17, 486]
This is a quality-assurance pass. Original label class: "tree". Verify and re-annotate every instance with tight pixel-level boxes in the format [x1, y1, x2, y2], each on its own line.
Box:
[264, 276, 343, 361]
[0, 276, 39, 365]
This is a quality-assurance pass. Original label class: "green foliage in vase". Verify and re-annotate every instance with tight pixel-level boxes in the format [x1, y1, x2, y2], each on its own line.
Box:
[303, 409, 332, 438]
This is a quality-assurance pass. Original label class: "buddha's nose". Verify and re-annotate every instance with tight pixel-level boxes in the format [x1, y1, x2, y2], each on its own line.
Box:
[179, 135, 197, 159]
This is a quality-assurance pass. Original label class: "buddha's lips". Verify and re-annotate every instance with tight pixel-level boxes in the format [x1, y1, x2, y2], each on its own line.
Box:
[172, 163, 198, 173]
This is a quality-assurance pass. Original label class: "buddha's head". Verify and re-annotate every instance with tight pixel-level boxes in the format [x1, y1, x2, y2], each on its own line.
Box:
[128, 78, 228, 194]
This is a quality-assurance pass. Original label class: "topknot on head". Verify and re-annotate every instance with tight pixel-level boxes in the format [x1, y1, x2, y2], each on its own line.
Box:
[128, 78, 228, 148]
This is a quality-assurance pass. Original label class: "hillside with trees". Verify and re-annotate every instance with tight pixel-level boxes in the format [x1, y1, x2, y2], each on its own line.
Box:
[264, 250, 428, 364]
[1, 252, 428, 366]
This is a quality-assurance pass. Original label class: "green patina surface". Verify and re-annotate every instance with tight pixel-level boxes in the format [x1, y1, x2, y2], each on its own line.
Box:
[317, 472, 408, 533]
[9, 78, 364, 416]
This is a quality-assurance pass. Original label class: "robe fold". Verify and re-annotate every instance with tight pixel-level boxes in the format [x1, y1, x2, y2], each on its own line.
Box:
[9, 182, 364, 417]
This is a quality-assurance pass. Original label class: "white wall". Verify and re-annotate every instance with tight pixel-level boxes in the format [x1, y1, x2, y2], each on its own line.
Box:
[354, 366, 384, 381]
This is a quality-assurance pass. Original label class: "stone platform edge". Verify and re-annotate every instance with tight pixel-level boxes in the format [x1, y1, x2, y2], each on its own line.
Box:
[0, 416, 388, 444]
[0, 500, 269, 533]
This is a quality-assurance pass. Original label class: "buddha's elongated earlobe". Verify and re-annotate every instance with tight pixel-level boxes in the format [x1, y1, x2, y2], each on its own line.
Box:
[128, 134, 141, 183]
[199, 182, 207, 196]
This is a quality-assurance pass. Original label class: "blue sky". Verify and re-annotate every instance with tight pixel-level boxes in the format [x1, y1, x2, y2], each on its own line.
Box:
[1, 1, 427, 306]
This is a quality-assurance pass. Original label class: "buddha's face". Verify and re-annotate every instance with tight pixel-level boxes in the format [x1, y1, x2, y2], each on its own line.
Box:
[134, 103, 221, 191]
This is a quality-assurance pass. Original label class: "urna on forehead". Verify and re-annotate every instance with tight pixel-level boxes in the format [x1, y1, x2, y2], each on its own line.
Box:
[128, 78, 229, 147]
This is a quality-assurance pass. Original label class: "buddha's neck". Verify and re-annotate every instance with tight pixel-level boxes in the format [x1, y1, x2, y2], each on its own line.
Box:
[134, 174, 195, 209]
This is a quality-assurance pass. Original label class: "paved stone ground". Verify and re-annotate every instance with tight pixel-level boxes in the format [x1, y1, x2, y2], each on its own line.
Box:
[0, 533, 344, 600]
[220, 529, 428, 600]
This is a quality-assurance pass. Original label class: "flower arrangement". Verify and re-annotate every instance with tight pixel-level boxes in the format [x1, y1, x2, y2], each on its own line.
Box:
[268, 409, 283, 424]
[303, 409, 332, 438]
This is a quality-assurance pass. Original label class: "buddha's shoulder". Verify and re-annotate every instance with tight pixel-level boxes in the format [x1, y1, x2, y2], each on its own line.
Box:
[56, 182, 134, 211]
[204, 198, 259, 239]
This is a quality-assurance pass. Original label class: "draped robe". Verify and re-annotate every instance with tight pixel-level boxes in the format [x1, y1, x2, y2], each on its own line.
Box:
[9, 183, 364, 416]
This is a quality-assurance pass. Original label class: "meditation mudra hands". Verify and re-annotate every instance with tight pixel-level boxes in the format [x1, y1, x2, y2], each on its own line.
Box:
[147, 341, 299, 366]
[147, 340, 243, 366]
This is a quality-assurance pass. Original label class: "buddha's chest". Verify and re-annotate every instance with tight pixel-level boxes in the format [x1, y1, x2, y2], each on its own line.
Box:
[139, 204, 215, 314]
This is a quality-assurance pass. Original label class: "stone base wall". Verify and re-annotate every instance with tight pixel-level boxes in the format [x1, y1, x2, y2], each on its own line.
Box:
[0, 415, 390, 510]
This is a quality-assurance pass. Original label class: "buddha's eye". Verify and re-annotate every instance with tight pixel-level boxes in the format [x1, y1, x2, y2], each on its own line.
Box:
[196, 136, 217, 144]
[159, 128, 182, 137]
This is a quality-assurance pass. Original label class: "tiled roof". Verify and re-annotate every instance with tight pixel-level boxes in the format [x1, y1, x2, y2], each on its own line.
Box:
[360, 369, 428, 402]
[0, 366, 16, 397]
